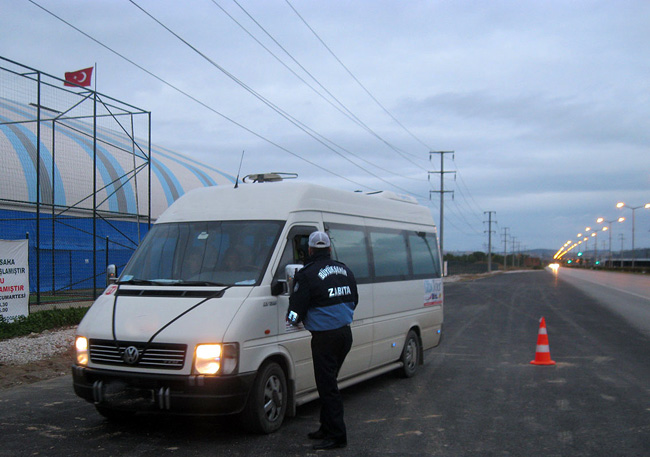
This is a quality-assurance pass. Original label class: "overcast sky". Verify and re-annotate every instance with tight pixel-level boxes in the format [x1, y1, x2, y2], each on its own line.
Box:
[2, 0, 649, 253]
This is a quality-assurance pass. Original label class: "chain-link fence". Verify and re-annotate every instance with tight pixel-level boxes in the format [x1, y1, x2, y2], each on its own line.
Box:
[0, 56, 151, 310]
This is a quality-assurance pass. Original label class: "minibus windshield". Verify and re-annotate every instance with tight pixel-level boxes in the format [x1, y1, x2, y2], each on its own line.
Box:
[120, 220, 284, 286]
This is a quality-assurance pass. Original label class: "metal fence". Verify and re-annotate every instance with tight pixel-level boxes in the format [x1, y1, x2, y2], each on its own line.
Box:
[446, 261, 500, 276]
[0, 56, 151, 309]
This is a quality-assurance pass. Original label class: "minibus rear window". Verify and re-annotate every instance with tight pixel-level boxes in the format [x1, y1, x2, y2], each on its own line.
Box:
[409, 232, 441, 278]
[121, 220, 284, 286]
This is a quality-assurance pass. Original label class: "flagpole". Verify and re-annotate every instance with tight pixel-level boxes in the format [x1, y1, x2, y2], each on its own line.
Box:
[94, 62, 97, 92]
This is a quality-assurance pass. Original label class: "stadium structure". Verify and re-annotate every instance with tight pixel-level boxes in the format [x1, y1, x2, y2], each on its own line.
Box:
[0, 57, 233, 305]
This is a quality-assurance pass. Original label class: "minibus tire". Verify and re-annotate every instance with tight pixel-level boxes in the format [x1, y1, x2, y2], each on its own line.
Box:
[396, 330, 420, 378]
[240, 361, 287, 434]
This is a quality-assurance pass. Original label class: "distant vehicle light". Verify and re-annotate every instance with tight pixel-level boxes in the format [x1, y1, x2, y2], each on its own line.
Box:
[549, 263, 560, 271]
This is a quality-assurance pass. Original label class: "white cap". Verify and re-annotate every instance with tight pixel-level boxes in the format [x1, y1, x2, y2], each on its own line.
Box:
[308, 231, 330, 248]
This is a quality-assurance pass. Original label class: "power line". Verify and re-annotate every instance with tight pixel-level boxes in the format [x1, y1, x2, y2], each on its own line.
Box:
[449, 177, 483, 225]
[230, 0, 412, 160]
[27, 0, 396, 191]
[455, 168, 485, 217]
[128, 0, 424, 196]
[27, 0, 465, 212]
[209, 0, 421, 183]
[426, 152, 482, 235]
[285, 0, 431, 168]
[233, 2, 491, 240]
[444, 198, 483, 235]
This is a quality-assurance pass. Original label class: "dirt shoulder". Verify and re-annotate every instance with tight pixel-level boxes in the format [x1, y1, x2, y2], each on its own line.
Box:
[0, 345, 74, 390]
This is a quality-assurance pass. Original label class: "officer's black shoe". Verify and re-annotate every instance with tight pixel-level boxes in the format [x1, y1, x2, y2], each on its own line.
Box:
[308, 429, 327, 440]
[312, 438, 347, 450]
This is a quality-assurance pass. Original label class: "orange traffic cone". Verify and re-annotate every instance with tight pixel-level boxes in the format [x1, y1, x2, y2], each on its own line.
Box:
[530, 317, 556, 365]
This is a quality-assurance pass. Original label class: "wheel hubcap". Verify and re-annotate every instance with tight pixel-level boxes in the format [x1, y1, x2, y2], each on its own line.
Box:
[263, 374, 283, 422]
[406, 339, 417, 370]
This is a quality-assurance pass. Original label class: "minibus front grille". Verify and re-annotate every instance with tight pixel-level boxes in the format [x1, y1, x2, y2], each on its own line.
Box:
[89, 339, 187, 370]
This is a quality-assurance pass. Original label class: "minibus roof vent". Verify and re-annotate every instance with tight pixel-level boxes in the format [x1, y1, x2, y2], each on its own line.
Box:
[242, 172, 298, 183]
[364, 190, 418, 204]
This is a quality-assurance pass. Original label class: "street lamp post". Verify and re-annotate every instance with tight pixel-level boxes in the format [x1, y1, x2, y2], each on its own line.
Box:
[577, 231, 590, 266]
[616, 202, 650, 268]
[597, 217, 625, 266]
[576, 232, 583, 265]
[591, 231, 600, 264]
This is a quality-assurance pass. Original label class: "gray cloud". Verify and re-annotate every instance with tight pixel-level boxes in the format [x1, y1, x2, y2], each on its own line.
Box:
[1, 0, 649, 252]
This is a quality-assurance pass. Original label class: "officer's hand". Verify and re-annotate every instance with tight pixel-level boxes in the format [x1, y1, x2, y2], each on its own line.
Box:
[287, 310, 300, 326]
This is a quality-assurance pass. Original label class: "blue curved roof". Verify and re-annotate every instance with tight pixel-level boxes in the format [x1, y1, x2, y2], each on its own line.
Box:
[0, 97, 234, 218]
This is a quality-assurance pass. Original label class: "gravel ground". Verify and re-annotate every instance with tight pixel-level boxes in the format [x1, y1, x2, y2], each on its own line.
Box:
[0, 327, 76, 365]
[0, 327, 77, 390]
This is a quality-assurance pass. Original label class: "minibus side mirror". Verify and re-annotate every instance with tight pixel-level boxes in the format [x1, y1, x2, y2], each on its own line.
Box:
[285, 264, 303, 295]
[106, 264, 118, 285]
[270, 264, 303, 296]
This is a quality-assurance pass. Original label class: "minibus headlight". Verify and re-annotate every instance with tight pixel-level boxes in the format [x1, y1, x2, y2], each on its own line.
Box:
[193, 343, 239, 375]
[75, 336, 89, 366]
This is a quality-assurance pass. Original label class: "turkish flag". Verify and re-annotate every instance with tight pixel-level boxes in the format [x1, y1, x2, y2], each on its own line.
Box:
[64, 67, 93, 87]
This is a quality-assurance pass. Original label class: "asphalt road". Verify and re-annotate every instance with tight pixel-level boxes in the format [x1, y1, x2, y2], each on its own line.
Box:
[553, 266, 650, 336]
[1, 270, 648, 456]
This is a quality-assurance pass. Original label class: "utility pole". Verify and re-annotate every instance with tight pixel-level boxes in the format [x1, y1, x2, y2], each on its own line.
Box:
[501, 227, 509, 270]
[429, 151, 455, 256]
[511, 236, 517, 268]
[484, 211, 496, 272]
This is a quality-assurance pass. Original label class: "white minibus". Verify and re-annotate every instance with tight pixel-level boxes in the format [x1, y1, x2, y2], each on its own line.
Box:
[72, 178, 443, 433]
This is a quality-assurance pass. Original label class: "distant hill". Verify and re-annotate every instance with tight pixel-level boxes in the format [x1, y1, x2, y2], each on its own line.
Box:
[447, 249, 556, 260]
[527, 249, 557, 260]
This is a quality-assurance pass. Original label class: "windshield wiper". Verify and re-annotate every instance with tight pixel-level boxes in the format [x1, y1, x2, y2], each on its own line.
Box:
[174, 280, 229, 287]
[117, 278, 173, 286]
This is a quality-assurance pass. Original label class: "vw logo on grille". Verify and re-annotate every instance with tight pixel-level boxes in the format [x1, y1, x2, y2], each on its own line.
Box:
[123, 346, 140, 365]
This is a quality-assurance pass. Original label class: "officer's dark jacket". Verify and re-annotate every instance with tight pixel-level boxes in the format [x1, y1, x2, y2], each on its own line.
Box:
[288, 249, 358, 332]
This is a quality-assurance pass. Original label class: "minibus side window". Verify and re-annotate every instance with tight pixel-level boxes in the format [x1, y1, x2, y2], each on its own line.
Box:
[369, 230, 409, 280]
[272, 225, 317, 284]
[408, 232, 441, 278]
[328, 226, 371, 282]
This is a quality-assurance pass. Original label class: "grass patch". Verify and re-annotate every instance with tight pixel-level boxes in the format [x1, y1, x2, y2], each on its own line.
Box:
[0, 307, 88, 340]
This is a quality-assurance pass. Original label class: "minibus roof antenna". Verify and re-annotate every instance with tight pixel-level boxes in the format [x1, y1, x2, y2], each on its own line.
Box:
[234, 150, 245, 188]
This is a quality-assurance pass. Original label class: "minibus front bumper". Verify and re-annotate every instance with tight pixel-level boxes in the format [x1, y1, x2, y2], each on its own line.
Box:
[72, 365, 256, 415]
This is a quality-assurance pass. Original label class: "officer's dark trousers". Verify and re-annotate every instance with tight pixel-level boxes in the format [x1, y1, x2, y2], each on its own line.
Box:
[310, 325, 353, 441]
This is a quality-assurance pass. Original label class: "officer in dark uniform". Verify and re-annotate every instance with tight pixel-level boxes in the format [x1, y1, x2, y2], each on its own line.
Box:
[287, 231, 358, 450]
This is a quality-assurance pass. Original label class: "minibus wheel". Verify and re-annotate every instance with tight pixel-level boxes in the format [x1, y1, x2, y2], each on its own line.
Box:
[240, 361, 287, 434]
[397, 330, 420, 378]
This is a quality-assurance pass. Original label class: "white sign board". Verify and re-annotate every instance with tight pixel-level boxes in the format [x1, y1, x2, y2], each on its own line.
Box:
[0, 239, 29, 322]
